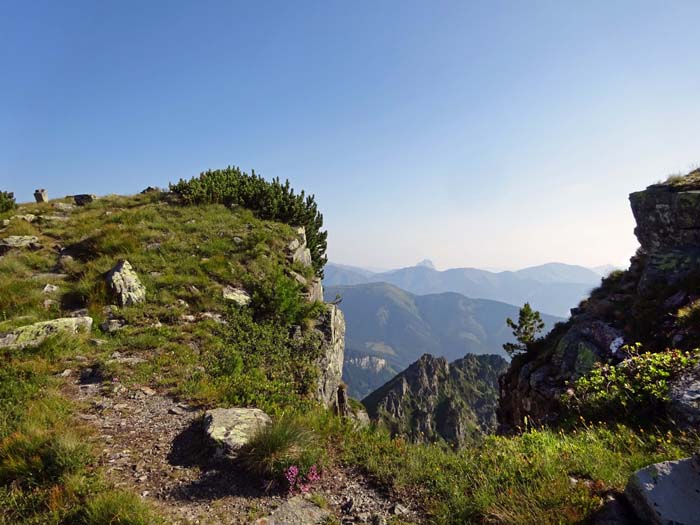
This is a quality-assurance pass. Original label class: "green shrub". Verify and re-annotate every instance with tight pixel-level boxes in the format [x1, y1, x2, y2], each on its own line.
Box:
[238, 415, 321, 489]
[565, 345, 700, 423]
[208, 310, 324, 412]
[169, 167, 328, 276]
[249, 268, 323, 325]
[0, 191, 15, 213]
[81, 490, 160, 525]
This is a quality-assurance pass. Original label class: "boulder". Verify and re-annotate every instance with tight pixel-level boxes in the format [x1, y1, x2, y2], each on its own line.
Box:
[668, 363, 700, 428]
[0, 316, 93, 349]
[255, 496, 330, 525]
[0, 235, 40, 255]
[106, 260, 145, 306]
[625, 456, 700, 524]
[222, 285, 251, 306]
[11, 214, 37, 223]
[34, 189, 48, 203]
[314, 304, 345, 408]
[203, 407, 271, 456]
[73, 194, 96, 206]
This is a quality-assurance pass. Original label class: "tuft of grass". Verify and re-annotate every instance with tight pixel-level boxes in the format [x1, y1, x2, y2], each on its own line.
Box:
[238, 415, 321, 483]
[80, 490, 160, 525]
[0, 426, 90, 488]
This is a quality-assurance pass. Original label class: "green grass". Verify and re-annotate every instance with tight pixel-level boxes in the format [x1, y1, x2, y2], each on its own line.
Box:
[307, 413, 695, 525]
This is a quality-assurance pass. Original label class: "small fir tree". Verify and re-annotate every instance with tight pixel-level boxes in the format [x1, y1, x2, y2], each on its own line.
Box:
[503, 302, 544, 357]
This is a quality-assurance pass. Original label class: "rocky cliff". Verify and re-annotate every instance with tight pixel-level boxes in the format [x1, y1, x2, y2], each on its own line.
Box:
[363, 353, 508, 446]
[499, 169, 700, 430]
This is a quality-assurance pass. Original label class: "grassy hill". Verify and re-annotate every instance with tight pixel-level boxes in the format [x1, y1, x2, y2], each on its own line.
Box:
[0, 172, 696, 525]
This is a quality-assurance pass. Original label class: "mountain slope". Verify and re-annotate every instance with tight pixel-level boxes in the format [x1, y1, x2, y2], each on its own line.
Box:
[324, 262, 599, 317]
[362, 353, 508, 446]
[326, 282, 562, 398]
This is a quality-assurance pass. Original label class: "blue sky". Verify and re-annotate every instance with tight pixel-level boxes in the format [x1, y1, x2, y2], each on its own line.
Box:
[2, 1, 699, 270]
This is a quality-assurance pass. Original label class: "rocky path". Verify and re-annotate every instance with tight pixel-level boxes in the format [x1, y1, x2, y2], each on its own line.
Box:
[62, 365, 415, 524]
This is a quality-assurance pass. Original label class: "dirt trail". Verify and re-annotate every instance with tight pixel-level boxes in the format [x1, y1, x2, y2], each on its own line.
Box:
[62, 368, 413, 524]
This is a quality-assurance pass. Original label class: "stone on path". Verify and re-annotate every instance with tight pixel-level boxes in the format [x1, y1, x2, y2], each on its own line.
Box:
[255, 496, 330, 525]
[0, 235, 40, 255]
[203, 407, 271, 456]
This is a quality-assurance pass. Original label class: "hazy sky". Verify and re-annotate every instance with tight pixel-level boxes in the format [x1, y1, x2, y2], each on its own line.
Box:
[2, 1, 699, 270]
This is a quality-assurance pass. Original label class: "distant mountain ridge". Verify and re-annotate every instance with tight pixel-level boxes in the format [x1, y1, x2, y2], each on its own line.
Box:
[325, 261, 603, 317]
[326, 282, 563, 398]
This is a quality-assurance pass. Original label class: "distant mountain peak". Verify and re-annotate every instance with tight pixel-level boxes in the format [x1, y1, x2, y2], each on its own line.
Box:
[416, 259, 435, 270]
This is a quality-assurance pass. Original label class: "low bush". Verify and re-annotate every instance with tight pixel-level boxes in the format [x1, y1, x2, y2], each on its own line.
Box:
[565, 345, 700, 423]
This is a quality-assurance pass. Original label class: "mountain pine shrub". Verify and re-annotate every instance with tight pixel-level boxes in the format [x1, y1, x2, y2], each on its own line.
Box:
[0, 191, 16, 213]
[170, 167, 328, 276]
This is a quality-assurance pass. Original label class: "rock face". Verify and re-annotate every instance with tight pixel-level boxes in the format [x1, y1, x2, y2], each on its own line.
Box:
[34, 189, 48, 203]
[625, 456, 700, 525]
[363, 353, 508, 446]
[106, 260, 146, 306]
[288, 227, 313, 268]
[0, 317, 93, 349]
[499, 170, 700, 431]
[203, 407, 271, 457]
[668, 363, 700, 428]
[256, 496, 330, 525]
[313, 304, 345, 408]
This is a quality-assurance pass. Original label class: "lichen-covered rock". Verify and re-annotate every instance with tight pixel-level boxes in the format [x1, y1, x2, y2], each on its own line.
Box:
[314, 304, 345, 408]
[106, 260, 145, 306]
[668, 363, 700, 428]
[625, 456, 700, 525]
[222, 285, 251, 306]
[287, 227, 312, 267]
[0, 235, 40, 255]
[0, 316, 93, 349]
[203, 407, 271, 456]
[255, 496, 330, 525]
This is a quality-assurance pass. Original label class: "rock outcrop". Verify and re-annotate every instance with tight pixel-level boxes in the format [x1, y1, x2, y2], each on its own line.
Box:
[499, 169, 700, 431]
[668, 363, 700, 428]
[106, 260, 146, 306]
[363, 353, 508, 446]
[313, 304, 345, 409]
[203, 407, 272, 457]
[0, 316, 93, 349]
[288, 227, 313, 268]
[73, 194, 96, 206]
[625, 456, 700, 525]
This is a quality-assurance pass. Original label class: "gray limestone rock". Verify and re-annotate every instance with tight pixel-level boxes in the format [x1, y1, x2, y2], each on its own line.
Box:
[255, 496, 330, 525]
[106, 260, 146, 306]
[625, 456, 700, 525]
[222, 285, 251, 306]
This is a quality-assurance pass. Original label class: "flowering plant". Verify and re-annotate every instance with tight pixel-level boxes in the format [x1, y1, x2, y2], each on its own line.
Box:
[284, 464, 321, 494]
